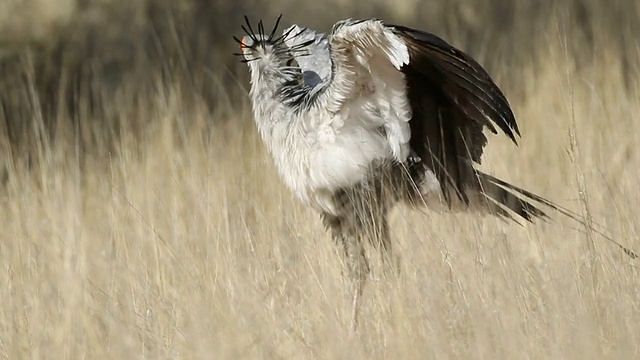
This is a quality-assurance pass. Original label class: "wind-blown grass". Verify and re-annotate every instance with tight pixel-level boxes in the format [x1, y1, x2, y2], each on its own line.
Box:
[0, 1, 639, 358]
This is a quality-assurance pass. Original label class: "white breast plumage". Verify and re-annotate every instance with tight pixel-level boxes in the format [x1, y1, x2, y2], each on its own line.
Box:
[264, 100, 393, 214]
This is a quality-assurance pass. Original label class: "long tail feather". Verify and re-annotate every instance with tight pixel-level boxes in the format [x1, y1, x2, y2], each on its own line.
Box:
[477, 171, 637, 259]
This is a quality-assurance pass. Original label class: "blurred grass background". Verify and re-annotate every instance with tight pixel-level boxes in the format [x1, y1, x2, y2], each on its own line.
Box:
[0, 0, 639, 358]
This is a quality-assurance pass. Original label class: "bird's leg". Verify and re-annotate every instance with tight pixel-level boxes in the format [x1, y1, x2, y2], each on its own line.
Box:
[323, 211, 369, 334]
[336, 230, 368, 335]
[341, 232, 369, 287]
[365, 180, 400, 277]
[375, 216, 400, 277]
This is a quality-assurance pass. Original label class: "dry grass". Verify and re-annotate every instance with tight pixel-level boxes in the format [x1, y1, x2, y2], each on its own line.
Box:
[1, 1, 639, 359]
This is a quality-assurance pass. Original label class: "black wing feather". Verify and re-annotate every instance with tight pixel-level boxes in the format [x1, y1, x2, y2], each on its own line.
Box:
[391, 25, 519, 143]
[388, 24, 521, 210]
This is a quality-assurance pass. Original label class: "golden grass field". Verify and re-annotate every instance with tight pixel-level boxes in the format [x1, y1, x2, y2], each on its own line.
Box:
[0, 1, 639, 358]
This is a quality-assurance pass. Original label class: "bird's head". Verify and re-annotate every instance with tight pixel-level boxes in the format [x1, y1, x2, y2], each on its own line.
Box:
[234, 15, 331, 108]
[235, 16, 308, 87]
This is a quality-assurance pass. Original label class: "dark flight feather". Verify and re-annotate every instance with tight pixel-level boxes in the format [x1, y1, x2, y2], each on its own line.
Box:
[388, 24, 537, 217]
[391, 25, 520, 143]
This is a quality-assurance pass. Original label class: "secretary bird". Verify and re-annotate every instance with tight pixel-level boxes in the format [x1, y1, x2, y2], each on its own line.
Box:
[234, 16, 636, 331]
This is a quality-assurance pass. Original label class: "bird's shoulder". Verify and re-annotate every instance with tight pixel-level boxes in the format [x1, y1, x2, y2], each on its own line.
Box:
[328, 18, 410, 71]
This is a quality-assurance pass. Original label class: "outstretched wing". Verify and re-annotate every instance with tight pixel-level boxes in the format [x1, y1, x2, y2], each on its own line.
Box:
[318, 19, 413, 162]
[388, 24, 520, 205]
